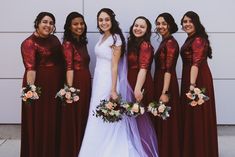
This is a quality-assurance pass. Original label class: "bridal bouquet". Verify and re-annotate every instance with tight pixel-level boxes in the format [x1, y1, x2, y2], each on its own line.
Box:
[122, 102, 145, 117]
[148, 101, 171, 120]
[93, 96, 124, 123]
[55, 85, 80, 104]
[21, 84, 41, 104]
[186, 87, 209, 107]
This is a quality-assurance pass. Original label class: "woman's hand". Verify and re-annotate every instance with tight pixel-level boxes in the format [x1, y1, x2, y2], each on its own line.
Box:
[189, 84, 195, 91]
[134, 89, 143, 102]
[110, 90, 118, 100]
[159, 94, 169, 103]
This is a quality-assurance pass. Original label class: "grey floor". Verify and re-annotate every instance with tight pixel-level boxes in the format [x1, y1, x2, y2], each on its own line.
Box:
[0, 125, 235, 157]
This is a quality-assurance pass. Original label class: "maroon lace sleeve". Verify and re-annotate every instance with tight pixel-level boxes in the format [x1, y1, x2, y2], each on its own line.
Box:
[139, 42, 153, 69]
[165, 39, 178, 73]
[63, 41, 74, 71]
[192, 37, 207, 67]
[21, 39, 36, 71]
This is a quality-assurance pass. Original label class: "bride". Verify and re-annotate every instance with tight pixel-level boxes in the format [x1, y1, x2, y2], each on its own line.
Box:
[78, 8, 158, 157]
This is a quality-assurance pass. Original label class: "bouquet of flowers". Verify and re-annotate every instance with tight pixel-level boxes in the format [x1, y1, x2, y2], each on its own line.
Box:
[147, 101, 171, 120]
[21, 84, 41, 104]
[186, 87, 209, 107]
[55, 85, 80, 104]
[122, 101, 145, 117]
[93, 96, 124, 123]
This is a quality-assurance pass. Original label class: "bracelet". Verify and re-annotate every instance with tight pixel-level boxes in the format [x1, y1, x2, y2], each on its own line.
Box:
[190, 83, 196, 87]
[162, 91, 168, 95]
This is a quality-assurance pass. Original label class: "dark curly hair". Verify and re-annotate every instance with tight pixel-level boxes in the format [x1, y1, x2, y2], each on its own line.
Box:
[181, 11, 212, 58]
[128, 16, 153, 54]
[63, 12, 88, 46]
[97, 8, 126, 56]
[155, 12, 178, 34]
[34, 12, 56, 34]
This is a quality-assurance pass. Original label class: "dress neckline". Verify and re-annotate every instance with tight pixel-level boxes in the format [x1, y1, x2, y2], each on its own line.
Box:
[98, 34, 112, 46]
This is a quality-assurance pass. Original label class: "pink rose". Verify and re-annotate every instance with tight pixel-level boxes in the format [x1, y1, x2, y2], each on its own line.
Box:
[193, 88, 201, 95]
[26, 91, 33, 98]
[190, 100, 198, 106]
[197, 98, 204, 105]
[105, 102, 114, 110]
[22, 97, 27, 102]
[186, 92, 193, 99]
[59, 89, 66, 96]
[158, 104, 166, 113]
[65, 92, 71, 99]
[73, 96, 79, 102]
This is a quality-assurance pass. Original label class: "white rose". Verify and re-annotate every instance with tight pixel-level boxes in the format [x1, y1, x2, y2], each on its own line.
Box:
[132, 103, 139, 113]
[158, 104, 166, 113]
[69, 87, 76, 92]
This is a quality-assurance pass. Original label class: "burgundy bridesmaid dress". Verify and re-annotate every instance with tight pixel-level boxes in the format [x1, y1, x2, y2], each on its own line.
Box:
[20, 34, 65, 157]
[127, 41, 158, 157]
[59, 41, 91, 157]
[153, 35, 181, 157]
[180, 35, 218, 157]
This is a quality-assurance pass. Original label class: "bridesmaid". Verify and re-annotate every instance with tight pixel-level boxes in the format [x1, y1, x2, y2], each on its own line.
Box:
[60, 12, 91, 157]
[153, 13, 181, 157]
[127, 16, 158, 157]
[180, 11, 218, 157]
[20, 12, 65, 157]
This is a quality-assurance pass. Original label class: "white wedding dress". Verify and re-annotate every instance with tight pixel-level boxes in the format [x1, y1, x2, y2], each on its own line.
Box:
[78, 34, 148, 157]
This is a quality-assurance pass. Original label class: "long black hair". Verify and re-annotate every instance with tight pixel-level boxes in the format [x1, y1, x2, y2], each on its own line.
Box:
[34, 12, 56, 34]
[155, 12, 178, 34]
[128, 16, 153, 54]
[63, 12, 88, 46]
[181, 11, 212, 58]
[97, 8, 126, 56]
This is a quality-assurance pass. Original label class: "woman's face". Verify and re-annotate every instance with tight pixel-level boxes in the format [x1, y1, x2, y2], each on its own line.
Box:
[36, 16, 55, 38]
[98, 12, 112, 33]
[70, 17, 85, 37]
[156, 17, 170, 38]
[132, 18, 147, 38]
[182, 16, 195, 36]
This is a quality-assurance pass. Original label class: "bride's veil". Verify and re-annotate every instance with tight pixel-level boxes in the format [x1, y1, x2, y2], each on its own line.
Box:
[118, 53, 159, 157]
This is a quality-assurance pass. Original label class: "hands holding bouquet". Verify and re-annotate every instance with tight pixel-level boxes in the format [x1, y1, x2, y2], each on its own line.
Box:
[94, 94, 147, 123]
[56, 85, 80, 104]
[93, 96, 124, 123]
[186, 87, 209, 106]
[148, 101, 171, 120]
[122, 101, 145, 117]
[21, 84, 41, 104]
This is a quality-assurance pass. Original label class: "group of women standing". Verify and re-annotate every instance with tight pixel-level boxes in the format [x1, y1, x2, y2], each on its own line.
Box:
[20, 8, 218, 157]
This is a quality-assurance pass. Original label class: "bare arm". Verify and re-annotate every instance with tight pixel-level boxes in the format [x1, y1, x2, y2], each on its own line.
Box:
[159, 72, 171, 103]
[111, 45, 121, 100]
[134, 69, 147, 102]
[66, 70, 74, 87]
[190, 37, 206, 90]
[189, 65, 198, 90]
[160, 39, 178, 102]
[26, 70, 36, 85]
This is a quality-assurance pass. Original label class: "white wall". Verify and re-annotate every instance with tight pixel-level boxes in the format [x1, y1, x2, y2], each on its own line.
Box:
[0, 0, 234, 124]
